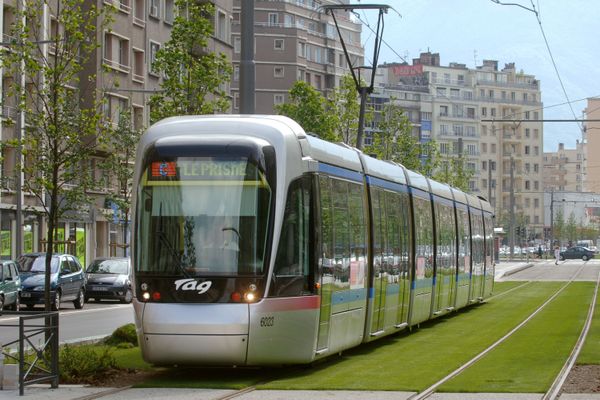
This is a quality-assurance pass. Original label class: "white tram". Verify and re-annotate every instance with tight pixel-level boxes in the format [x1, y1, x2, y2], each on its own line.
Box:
[131, 115, 494, 366]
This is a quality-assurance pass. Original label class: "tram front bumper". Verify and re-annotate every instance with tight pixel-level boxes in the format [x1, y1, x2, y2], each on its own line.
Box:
[134, 301, 249, 366]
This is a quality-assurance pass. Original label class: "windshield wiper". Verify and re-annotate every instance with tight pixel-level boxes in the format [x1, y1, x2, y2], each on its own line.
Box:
[157, 202, 191, 278]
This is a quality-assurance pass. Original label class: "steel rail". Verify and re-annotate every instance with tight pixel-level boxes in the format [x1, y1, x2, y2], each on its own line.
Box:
[542, 268, 600, 400]
[408, 262, 589, 400]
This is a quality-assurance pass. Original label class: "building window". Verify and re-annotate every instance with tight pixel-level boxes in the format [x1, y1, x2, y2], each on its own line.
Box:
[149, 41, 160, 75]
[298, 42, 306, 58]
[233, 65, 239, 81]
[104, 32, 130, 72]
[234, 36, 241, 53]
[525, 128, 530, 138]
[274, 38, 284, 50]
[491, 144, 496, 154]
[481, 107, 487, 116]
[134, 0, 145, 26]
[149, 0, 159, 18]
[440, 105, 448, 117]
[212, 9, 228, 41]
[525, 145, 530, 155]
[534, 198, 539, 208]
[482, 143, 487, 153]
[132, 48, 144, 82]
[490, 108, 496, 117]
[164, 0, 174, 24]
[525, 181, 530, 190]
[274, 94, 284, 105]
[274, 66, 284, 78]
[233, 92, 239, 110]
[525, 111, 530, 120]
[268, 12, 279, 26]
[482, 160, 487, 170]
[534, 181, 539, 190]
[314, 75, 321, 89]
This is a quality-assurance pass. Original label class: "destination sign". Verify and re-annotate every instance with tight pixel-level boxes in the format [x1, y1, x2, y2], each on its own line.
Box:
[149, 160, 248, 180]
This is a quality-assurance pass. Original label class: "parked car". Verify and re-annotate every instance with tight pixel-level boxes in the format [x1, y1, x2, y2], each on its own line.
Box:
[85, 258, 133, 303]
[559, 246, 595, 261]
[0, 260, 22, 311]
[18, 253, 86, 311]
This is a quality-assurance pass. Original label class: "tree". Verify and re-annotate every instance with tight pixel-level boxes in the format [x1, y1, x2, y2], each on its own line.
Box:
[148, 0, 231, 123]
[554, 208, 565, 246]
[1, 0, 112, 311]
[433, 152, 474, 192]
[565, 212, 578, 245]
[275, 81, 339, 142]
[100, 107, 143, 256]
[363, 100, 441, 177]
[330, 74, 362, 146]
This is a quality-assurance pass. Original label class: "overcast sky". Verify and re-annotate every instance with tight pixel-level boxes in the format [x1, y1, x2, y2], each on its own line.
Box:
[359, 0, 599, 152]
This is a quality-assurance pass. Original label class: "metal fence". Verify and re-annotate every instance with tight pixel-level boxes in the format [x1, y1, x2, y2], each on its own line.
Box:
[0, 310, 59, 396]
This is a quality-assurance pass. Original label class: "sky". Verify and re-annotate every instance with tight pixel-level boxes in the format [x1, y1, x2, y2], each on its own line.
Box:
[359, 0, 600, 152]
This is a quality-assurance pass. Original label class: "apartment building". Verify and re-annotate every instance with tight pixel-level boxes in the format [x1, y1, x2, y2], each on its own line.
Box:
[543, 141, 585, 192]
[0, 0, 234, 262]
[584, 98, 600, 193]
[230, 0, 363, 112]
[370, 53, 545, 238]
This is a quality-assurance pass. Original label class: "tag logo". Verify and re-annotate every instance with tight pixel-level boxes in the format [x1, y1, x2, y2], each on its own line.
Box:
[174, 279, 212, 294]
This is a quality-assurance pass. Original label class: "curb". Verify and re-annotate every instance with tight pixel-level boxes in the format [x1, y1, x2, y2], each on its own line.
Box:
[495, 263, 534, 280]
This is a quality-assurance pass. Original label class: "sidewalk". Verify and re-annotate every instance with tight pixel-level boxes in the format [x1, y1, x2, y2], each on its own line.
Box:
[494, 259, 537, 279]
[2, 385, 600, 400]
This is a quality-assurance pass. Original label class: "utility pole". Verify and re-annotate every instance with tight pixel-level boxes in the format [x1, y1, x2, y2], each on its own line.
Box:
[488, 159, 493, 202]
[509, 156, 515, 259]
[549, 189, 554, 249]
[321, 4, 389, 150]
[239, 0, 255, 114]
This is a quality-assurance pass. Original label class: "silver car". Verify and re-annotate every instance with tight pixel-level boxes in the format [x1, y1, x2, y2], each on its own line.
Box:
[84, 258, 133, 303]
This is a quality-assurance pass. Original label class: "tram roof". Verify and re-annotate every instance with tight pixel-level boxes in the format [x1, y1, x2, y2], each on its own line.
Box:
[360, 156, 408, 185]
[427, 179, 454, 201]
[302, 136, 363, 173]
[404, 169, 430, 192]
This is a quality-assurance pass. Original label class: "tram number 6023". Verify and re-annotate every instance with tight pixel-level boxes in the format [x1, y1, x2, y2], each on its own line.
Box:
[260, 316, 275, 327]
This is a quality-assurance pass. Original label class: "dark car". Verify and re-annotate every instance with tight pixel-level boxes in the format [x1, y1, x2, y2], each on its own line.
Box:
[18, 253, 86, 311]
[85, 258, 132, 303]
[559, 246, 595, 261]
[0, 260, 22, 311]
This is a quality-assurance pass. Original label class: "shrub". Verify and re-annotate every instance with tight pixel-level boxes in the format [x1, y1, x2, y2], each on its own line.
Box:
[59, 345, 117, 384]
[105, 323, 138, 347]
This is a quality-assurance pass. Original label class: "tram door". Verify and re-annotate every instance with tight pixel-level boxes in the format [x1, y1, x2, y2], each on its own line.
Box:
[316, 176, 333, 351]
[469, 208, 485, 301]
[370, 187, 411, 334]
[432, 197, 457, 315]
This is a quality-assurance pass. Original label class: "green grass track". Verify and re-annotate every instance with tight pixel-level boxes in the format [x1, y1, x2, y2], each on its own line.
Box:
[439, 282, 596, 393]
[258, 282, 572, 391]
[576, 279, 600, 365]
[122, 281, 597, 391]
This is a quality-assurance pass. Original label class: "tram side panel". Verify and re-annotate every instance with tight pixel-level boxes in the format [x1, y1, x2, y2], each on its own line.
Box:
[315, 172, 368, 357]
[431, 196, 458, 316]
[482, 212, 495, 299]
[469, 208, 485, 302]
[454, 204, 472, 309]
[247, 175, 321, 365]
[409, 188, 435, 325]
[366, 180, 412, 341]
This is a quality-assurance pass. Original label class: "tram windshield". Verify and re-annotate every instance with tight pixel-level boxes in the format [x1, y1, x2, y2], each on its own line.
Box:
[136, 156, 272, 277]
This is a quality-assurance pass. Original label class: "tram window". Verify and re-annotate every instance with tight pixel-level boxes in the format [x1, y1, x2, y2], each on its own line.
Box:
[413, 193, 433, 279]
[332, 178, 351, 289]
[272, 176, 313, 296]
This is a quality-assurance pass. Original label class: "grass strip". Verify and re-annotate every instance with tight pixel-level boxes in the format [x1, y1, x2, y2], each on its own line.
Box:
[439, 282, 595, 393]
[257, 282, 563, 391]
[577, 279, 600, 364]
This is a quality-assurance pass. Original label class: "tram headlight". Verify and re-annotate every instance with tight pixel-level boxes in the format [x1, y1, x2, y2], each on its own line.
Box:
[243, 283, 258, 303]
[142, 292, 150, 301]
[244, 291, 256, 302]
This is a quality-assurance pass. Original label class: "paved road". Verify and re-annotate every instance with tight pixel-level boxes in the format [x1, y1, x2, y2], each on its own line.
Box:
[0, 301, 134, 348]
[499, 258, 600, 281]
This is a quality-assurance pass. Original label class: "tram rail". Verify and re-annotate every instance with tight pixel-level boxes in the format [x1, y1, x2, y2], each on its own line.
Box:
[408, 262, 596, 400]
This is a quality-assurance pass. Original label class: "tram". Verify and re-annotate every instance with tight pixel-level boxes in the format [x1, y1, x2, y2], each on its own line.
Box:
[131, 115, 494, 366]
